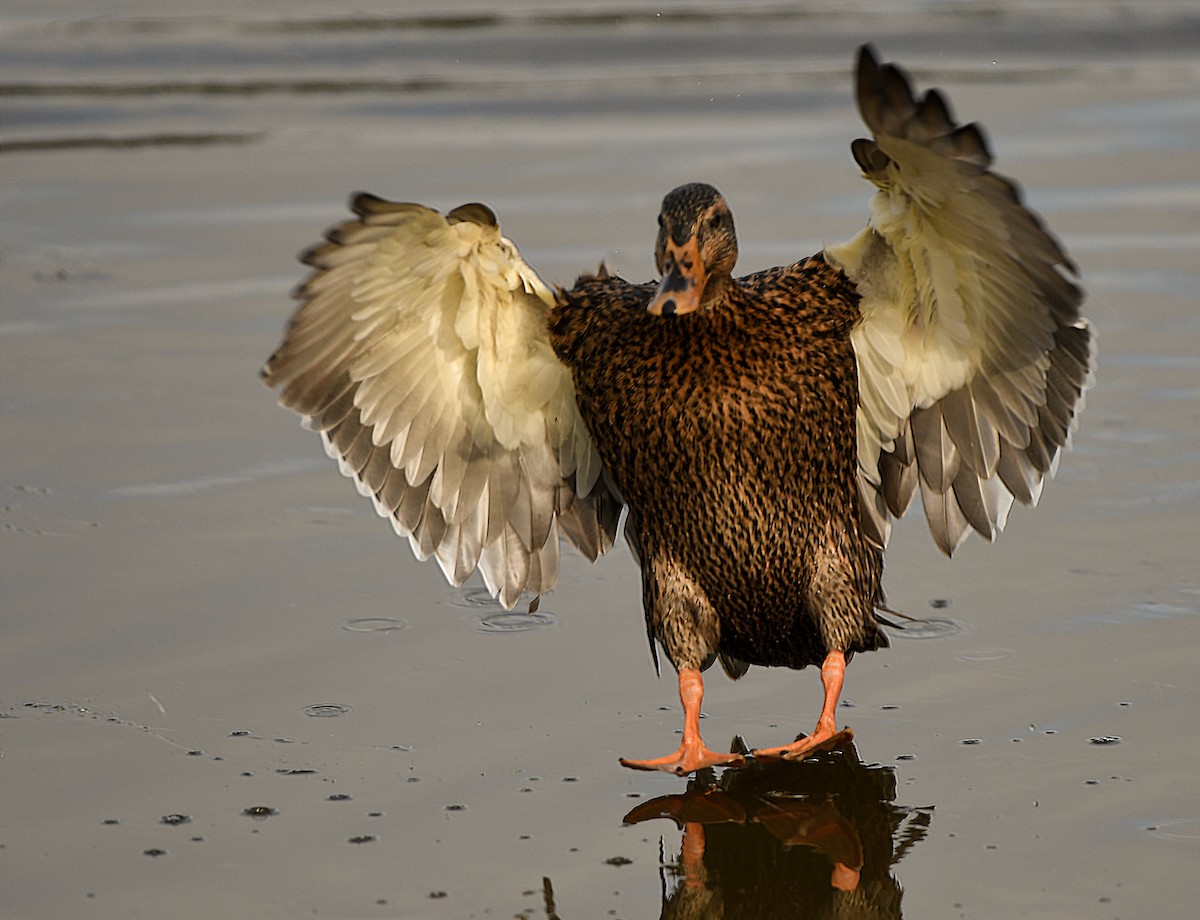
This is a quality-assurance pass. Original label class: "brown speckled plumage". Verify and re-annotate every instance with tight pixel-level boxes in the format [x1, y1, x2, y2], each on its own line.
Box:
[263, 46, 1093, 774]
[550, 256, 887, 676]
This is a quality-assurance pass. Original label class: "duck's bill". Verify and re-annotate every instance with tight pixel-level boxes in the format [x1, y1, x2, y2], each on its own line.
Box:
[647, 236, 705, 316]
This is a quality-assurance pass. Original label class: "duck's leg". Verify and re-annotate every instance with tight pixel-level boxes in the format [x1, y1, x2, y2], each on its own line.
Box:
[753, 650, 854, 760]
[620, 669, 746, 775]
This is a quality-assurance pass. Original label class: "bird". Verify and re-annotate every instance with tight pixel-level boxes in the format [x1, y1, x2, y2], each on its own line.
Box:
[263, 45, 1094, 776]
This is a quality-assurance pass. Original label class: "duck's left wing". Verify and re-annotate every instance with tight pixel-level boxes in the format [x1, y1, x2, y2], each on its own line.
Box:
[263, 195, 620, 607]
[826, 45, 1095, 554]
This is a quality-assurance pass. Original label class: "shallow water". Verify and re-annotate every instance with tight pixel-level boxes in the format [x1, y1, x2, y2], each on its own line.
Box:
[2, 2, 1199, 917]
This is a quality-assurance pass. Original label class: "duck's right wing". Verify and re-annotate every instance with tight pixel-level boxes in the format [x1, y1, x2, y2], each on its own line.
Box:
[263, 194, 621, 608]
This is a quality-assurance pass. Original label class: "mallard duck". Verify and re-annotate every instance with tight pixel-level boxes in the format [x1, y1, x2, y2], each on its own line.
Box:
[263, 46, 1094, 775]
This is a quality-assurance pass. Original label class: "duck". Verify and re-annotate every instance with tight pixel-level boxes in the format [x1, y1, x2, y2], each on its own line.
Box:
[263, 45, 1094, 775]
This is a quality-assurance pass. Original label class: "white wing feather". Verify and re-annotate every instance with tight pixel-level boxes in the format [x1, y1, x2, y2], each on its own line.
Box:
[264, 195, 619, 606]
[826, 46, 1095, 554]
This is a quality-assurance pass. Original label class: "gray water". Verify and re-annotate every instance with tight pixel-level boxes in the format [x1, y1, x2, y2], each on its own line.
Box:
[3, 2, 1199, 918]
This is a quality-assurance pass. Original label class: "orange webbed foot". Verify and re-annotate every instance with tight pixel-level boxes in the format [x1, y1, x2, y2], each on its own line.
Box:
[752, 726, 854, 762]
[620, 739, 745, 776]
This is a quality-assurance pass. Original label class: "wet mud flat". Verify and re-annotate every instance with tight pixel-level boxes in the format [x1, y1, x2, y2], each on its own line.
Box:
[2, 2, 1199, 917]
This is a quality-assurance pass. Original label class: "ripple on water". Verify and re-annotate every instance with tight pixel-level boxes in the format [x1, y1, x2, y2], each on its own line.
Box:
[887, 617, 963, 640]
[474, 610, 558, 633]
[1147, 819, 1200, 842]
[449, 586, 503, 608]
[957, 648, 1014, 662]
[342, 617, 408, 633]
[303, 703, 352, 718]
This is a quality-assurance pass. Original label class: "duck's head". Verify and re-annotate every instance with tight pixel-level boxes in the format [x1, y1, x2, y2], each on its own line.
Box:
[648, 183, 739, 316]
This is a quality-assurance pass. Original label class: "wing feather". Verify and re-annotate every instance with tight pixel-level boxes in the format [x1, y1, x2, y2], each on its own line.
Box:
[264, 195, 620, 605]
[828, 45, 1095, 554]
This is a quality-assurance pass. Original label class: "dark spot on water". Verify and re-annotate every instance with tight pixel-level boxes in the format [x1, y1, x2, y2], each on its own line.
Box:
[241, 771, 254, 777]
[562, 776, 580, 782]
[303, 703, 351, 718]
[605, 856, 633, 866]
[1090, 735, 1122, 745]
[242, 805, 277, 820]
[840, 700, 856, 708]
[348, 835, 375, 844]
[519, 834, 531, 839]
[229, 730, 251, 737]
[190, 836, 204, 842]
[1119, 701, 1132, 706]
[273, 738, 294, 744]
[520, 787, 533, 793]
[391, 743, 413, 752]
[446, 803, 466, 811]
[429, 891, 448, 899]
[961, 738, 982, 745]
[896, 753, 916, 761]
[881, 704, 901, 710]
[160, 814, 191, 826]
[368, 811, 383, 817]
[102, 819, 119, 825]
[327, 794, 353, 802]
[930, 598, 950, 608]
[1085, 779, 1100, 785]
[407, 776, 421, 783]
[143, 848, 167, 857]
[186, 750, 203, 756]
[276, 768, 318, 776]
[625, 793, 640, 798]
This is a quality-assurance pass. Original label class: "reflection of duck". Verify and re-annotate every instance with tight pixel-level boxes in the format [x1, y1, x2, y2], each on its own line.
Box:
[264, 46, 1094, 773]
[623, 744, 930, 919]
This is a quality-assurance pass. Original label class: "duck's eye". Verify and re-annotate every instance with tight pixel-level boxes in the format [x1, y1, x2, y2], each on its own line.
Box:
[708, 212, 723, 230]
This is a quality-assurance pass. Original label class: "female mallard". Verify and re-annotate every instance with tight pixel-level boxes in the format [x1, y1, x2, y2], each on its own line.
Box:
[264, 46, 1093, 775]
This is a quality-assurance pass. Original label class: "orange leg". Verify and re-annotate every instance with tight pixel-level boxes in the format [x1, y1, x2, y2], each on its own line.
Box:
[620, 668, 746, 775]
[753, 650, 854, 761]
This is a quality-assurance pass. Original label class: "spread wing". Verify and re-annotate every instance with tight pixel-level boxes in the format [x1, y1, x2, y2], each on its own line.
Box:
[263, 194, 621, 607]
[826, 45, 1095, 554]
